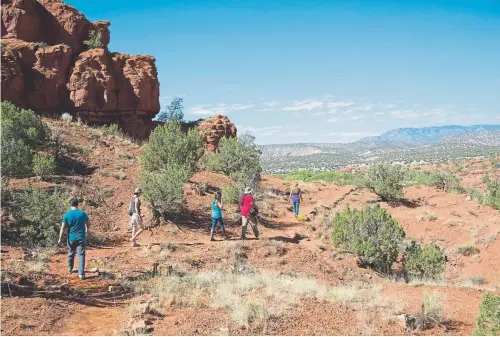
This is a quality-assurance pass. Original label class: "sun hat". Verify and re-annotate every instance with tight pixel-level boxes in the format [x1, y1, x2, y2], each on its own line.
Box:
[134, 187, 142, 194]
[244, 187, 253, 194]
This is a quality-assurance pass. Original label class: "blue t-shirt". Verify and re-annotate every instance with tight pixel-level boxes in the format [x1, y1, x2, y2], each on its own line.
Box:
[211, 199, 222, 218]
[62, 209, 89, 241]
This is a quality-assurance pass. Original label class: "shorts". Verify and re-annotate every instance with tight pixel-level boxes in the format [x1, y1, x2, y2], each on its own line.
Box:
[129, 213, 143, 229]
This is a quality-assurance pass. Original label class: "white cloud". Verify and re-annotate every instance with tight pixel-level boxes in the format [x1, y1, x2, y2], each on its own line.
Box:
[238, 125, 283, 137]
[327, 101, 356, 109]
[282, 100, 324, 111]
[263, 100, 282, 107]
[190, 103, 254, 116]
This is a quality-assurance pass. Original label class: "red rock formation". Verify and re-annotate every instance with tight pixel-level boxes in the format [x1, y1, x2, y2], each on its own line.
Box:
[1, 0, 43, 42]
[1, 44, 24, 105]
[197, 115, 238, 151]
[1, 0, 159, 138]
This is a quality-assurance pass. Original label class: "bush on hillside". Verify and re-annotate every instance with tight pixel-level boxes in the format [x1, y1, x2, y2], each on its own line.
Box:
[483, 175, 500, 211]
[222, 183, 240, 205]
[403, 241, 446, 280]
[1, 139, 34, 177]
[356, 163, 406, 201]
[1, 102, 51, 177]
[33, 153, 56, 180]
[331, 204, 405, 273]
[438, 169, 465, 193]
[140, 168, 189, 214]
[140, 120, 203, 220]
[83, 30, 103, 49]
[11, 187, 69, 247]
[473, 292, 500, 336]
[141, 120, 203, 175]
[205, 133, 262, 187]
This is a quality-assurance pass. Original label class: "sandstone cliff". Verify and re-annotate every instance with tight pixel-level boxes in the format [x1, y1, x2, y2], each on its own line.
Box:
[1, 0, 159, 138]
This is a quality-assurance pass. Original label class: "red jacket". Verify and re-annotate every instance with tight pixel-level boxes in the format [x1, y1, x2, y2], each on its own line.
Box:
[239, 193, 254, 216]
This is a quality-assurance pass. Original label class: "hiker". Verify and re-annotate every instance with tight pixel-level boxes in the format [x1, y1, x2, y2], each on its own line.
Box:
[129, 187, 144, 247]
[289, 183, 303, 218]
[210, 191, 227, 241]
[239, 187, 259, 240]
[58, 198, 90, 280]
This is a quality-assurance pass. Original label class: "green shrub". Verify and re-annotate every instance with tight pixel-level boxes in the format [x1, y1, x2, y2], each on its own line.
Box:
[331, 204, 405, 273]
[12, 187, 69, 247]
[404, 241, 446, 280]
[356, 163, 406, 201]
[33, 153, 56, 180]
[483, 175, 500, 211]
[473, 292, 500, 336]
[1, 139, 34, 177]
[440, 169, 465, 194]
[222, 183, 240, 205]
[139, 120, 203, 220]
[141, 168, 189, 214]
[205, 133, 262, 187]
[98, 124, 122, 137]
[0, 102, 50, 177]
[83, 29, 103, 49]
[141, 120, 203, 175]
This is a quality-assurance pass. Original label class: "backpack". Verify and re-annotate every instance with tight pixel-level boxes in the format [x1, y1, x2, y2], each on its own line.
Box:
[128, 197, 135, 216]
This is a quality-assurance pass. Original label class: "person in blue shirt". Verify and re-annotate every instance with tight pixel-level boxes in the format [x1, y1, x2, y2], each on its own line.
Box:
[210, 191, 226, 241]
[58, 198, 90, 280]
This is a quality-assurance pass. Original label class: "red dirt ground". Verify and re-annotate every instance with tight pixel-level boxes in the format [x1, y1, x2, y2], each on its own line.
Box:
[1, 120, 499, 336]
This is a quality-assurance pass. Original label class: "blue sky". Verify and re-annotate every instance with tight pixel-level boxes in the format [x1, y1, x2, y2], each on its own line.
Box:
[67, 0, 500, 144]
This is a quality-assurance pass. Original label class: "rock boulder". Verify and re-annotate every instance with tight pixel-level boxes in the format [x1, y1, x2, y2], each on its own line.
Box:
[196, 115, 238, 151]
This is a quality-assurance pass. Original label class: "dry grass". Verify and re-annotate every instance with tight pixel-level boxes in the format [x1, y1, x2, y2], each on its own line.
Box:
[407, 291, 449, 331]
[457, 244, 479, 256]
[125, 268, 382, 333]
[263, 241, 287, 257]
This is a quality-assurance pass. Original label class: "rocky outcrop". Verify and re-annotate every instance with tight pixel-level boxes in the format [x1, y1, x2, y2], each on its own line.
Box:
[1, 44, 24, 104]
[1, 0, 159, 138]
[197, 115, 238, 151]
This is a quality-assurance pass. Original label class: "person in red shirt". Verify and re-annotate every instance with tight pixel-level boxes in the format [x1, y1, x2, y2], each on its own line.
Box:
[239, 187, 259, 240]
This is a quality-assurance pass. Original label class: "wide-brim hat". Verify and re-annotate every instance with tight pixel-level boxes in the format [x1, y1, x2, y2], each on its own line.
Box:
[134, 187, 142, 194]
[244, 187, 253, 194]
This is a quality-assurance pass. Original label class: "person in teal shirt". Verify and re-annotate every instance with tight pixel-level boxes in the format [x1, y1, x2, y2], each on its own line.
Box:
[210, 191, 226, 241]
[58, 199, 90, 280]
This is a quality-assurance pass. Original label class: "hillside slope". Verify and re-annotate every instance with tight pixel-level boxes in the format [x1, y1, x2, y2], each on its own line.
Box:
[1, 120, 500, 336]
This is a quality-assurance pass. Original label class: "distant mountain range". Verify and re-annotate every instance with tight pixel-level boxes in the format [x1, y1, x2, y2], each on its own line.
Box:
[258, 126, 500, 173]
[359, 125, 500, 144]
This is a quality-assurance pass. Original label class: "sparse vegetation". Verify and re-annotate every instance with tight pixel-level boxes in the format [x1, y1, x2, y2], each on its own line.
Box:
[83, 29, 103, 49]
[222, 183, 240, 205]
[1, 102, 51, 178]
[356, 163, 406, 201]
[204, 133, 262, 188]
[60, 113, 73, 124]
[10, 187, 69, 247]
[473, 292, 500, 336]
[408, 291, 448, 331]
[457, 245, 479, 256]
[403, 241, 446, 280]
[141, 120, 203, 220]
[32, 153, 56, 180]
[281, 170, 356, 186]
[331, 204, 405, 273]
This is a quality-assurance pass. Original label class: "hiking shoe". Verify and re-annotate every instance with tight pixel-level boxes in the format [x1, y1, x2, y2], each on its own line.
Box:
[78, 275, 85, 280]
